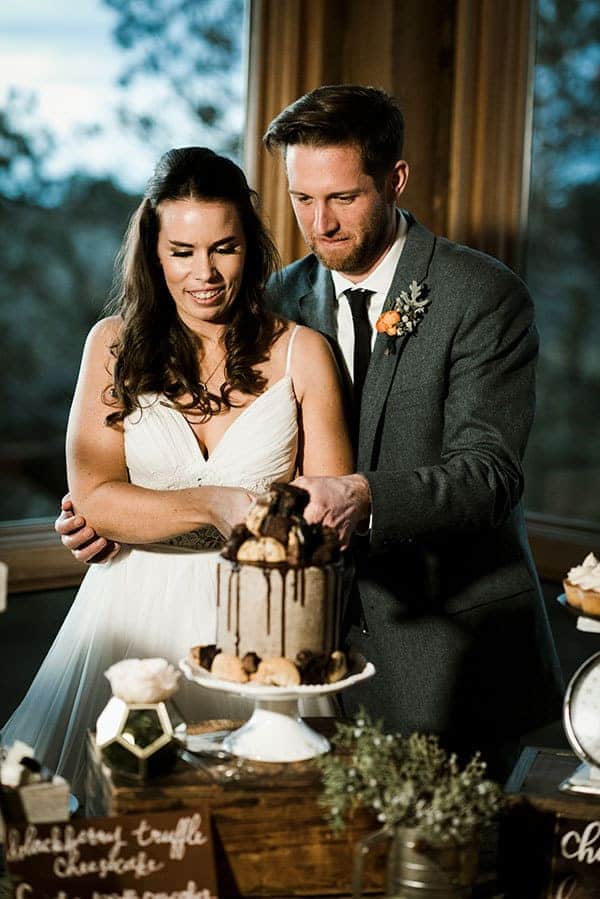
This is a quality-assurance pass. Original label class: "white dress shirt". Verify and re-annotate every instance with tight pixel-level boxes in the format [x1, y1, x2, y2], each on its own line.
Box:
[331, 212, 408, 383]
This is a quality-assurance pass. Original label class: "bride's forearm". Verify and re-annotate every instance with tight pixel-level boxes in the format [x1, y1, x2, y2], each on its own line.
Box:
[71, 482, 225, 544]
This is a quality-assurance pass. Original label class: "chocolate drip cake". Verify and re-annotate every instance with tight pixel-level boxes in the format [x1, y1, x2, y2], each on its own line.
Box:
[216, 561, 341, 661]
[190, 484, 346, 686]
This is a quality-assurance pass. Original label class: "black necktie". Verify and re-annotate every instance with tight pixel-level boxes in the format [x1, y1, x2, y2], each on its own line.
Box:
[345, 288, 373, 408]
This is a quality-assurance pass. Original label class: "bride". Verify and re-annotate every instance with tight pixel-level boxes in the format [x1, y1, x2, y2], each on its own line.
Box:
[1, 147, 353, 798]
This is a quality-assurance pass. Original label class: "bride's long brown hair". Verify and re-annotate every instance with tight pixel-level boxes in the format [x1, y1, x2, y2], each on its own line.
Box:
[104, 147, 283, 426]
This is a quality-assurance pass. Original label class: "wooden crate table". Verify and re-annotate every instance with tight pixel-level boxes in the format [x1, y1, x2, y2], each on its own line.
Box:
[86, 719, 385, 899]
[501, 745, 600, 897]
[86, 720, 507, 898]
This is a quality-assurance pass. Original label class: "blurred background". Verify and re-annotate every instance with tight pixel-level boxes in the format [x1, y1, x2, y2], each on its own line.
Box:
[0, 0, 246, 522]
[0, 0, 598, 717]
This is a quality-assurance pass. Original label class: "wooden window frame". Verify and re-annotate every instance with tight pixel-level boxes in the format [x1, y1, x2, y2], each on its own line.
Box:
[0, 521, 86, 594]
[1, 512, 597, 594]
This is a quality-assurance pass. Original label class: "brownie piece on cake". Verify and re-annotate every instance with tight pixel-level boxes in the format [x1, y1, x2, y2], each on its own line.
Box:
[214, 483, 345, 684]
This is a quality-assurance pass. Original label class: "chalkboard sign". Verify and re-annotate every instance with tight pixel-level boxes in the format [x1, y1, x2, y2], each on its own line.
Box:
[548, 815, 600, 899]
[4, 806, 218, 899]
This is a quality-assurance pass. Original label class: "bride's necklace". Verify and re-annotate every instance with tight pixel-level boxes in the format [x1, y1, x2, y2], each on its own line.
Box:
[198, 352, 227, 394]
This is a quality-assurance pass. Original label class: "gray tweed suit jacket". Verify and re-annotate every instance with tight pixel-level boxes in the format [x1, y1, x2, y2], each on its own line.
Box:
[267, 212, 563, 780]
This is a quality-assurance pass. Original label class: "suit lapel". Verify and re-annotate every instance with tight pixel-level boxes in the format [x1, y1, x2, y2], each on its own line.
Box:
[296, 261, 354, 428]
[298, 262, 337, 341]
[358, 214, 437, 468]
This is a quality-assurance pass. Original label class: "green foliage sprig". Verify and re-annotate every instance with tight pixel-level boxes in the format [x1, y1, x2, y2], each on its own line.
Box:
[315, 710, 504, 846]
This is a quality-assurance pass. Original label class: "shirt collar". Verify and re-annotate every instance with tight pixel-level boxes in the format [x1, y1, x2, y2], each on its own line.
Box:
[331, 211, 408, 299]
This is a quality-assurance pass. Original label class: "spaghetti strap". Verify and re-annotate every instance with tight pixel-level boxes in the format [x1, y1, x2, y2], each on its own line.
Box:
[285, 324, 301, 376]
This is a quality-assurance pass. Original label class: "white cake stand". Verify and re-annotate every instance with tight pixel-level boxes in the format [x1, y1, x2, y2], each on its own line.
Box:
[179, 657, 375, 763]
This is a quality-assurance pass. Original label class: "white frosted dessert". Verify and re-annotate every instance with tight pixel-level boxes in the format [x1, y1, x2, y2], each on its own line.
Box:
[563, 552, 600, 617]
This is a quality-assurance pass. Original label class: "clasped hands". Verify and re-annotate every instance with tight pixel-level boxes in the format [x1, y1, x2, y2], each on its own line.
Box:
[56, 496, 121, 564]
[55, 474, 371, 563]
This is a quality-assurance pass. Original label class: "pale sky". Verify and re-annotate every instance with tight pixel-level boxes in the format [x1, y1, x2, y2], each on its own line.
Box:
[0, 0, 245, 193]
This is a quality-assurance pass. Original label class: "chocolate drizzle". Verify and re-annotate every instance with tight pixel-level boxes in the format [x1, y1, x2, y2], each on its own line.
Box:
[217, 560, 342, 662]
[235, 570, 241, 655]
[279, 568, 286, 657]
[262, 567, 272, 635]
[323, 567, 330, 654]
[332, 566, 342, 649]
[226, 568, 233, 633]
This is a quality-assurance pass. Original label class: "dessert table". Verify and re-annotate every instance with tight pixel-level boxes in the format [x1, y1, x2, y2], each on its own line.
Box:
[85, 719, 505, 898]
[86, 719, 385, 898]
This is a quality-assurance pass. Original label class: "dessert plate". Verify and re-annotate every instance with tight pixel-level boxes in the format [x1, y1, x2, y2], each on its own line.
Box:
[179, 656, 375, 762]
[180, 656, 375, 700]
[556, 593, 600, 632]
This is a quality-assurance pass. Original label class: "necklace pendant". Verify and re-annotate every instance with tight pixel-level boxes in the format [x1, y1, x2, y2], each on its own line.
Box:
[198, 381, 208, 393]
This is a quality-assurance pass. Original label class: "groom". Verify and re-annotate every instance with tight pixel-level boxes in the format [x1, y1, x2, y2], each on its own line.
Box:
[262, 85, 563, 779]
[58, 85, 563, 781]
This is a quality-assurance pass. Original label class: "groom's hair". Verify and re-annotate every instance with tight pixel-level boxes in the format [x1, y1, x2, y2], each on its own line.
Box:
[264, 85, 404, 184]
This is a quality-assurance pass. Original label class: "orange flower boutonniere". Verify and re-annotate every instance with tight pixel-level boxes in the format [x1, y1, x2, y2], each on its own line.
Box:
[376, 280, 430, 355]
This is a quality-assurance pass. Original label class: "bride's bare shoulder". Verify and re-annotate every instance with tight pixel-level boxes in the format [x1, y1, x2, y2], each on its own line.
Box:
[287, 322, 333, 357]
[78, 317, 124, 377]
[84, 316, 123, 352]
[286, 324, 342, 397]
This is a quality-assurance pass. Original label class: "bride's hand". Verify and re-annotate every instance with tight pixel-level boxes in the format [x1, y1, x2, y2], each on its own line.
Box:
[206, 486, 255, 536]
[55, 493, 121, 563]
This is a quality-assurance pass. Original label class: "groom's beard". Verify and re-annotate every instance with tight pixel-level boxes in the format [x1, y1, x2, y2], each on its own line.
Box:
[303, 202, 391, 276]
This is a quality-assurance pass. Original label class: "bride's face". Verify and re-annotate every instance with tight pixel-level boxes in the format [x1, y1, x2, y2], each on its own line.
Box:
[156, 198, 246, 329]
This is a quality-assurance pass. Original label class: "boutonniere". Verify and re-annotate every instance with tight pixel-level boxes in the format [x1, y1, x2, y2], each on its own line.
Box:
[376, 280, 430, 355]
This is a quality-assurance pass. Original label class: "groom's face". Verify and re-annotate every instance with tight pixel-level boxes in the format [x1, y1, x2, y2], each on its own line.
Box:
[286, 143, 406, 281]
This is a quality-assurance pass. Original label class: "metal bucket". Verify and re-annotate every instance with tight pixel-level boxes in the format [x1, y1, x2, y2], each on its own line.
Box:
[353, 826, 479, 898]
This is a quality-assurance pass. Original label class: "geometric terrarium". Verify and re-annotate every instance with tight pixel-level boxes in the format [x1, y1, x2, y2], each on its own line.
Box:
[96, 659, 186, 780]
[96, 697, 185, 780]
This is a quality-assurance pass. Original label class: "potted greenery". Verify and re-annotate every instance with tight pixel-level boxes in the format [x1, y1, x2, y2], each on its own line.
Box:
[315, 710, 504, 898]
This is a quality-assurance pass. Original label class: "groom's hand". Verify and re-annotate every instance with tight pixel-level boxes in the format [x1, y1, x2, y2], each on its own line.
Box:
[291, 474, 371, 550]
[55, 494, 121, 564]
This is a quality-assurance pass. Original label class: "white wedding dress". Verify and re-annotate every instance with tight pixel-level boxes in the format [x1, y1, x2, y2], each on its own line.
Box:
[2, 327, 333, 798]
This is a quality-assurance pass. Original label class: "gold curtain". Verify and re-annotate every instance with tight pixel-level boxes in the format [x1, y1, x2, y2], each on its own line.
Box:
[245, 0, 535, 273]
[448, 0, 536, 272]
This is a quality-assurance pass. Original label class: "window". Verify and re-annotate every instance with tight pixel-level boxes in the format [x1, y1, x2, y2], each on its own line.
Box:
[523, 0, 600, 525]
[0, 0, 247, 522]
